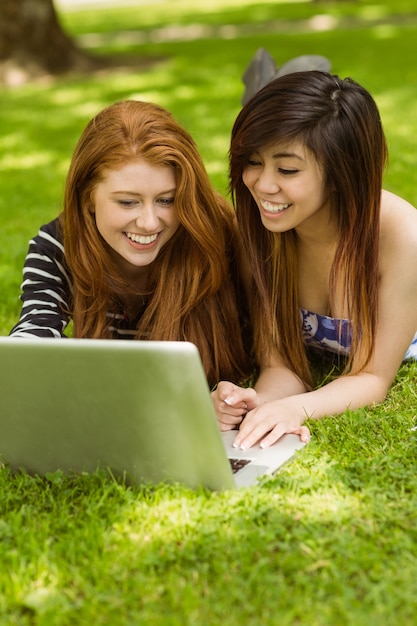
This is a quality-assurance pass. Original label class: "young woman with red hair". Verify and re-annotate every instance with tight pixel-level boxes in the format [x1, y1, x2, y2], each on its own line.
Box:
[10, 100, 252, 388]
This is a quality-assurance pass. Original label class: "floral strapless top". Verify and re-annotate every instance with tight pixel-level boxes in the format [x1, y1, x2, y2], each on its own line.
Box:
[300, 308, 417, 361]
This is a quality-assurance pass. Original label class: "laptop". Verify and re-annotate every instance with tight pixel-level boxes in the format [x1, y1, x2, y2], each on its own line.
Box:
[0, 337, 306, 490]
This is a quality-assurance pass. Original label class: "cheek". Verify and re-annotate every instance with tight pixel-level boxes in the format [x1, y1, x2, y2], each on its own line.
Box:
[92, 212, 105, 240]
[93, 206, 118, 238]
[170, 209, 180, 227]
[169, 217, 180, 233]
[242, 169, 253, 191]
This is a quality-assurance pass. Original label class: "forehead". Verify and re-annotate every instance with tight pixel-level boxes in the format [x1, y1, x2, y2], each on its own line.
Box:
[100, 159, 176, 186]
[256, 139, 309, 161]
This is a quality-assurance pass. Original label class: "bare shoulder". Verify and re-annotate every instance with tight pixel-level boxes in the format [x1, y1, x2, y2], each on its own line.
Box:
[381, 188, 417, 219]
[380, 189, 417, 249]
[380, 190, 417, 267]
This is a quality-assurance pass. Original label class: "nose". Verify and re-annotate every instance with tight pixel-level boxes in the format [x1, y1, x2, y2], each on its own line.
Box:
[135, 203, 159, 232]
[255, 167, 281, 195]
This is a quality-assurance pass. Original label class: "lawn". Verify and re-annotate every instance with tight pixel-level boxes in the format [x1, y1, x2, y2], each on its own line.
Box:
[1, 1, 417, 624]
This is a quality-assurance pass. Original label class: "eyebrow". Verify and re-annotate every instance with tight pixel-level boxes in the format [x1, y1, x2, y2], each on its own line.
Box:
[271, 151, 305, 161]
[251, 148, 306, 162]
[111, 188, 177, 196]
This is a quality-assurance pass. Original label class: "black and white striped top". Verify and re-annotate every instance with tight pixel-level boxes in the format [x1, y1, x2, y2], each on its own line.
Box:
[9, 219, 138, 339]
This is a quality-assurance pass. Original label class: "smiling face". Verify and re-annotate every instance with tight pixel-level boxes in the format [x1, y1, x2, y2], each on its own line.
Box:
[92, 159, 180, 282]
[242, 140, 333, 237]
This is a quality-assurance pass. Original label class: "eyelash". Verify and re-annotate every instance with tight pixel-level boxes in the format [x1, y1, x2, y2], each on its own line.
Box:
[246, 161, 298, 176]
[158, 197, 175, 206]
[279, 169, 298, 176]
[117, 197, 175, 207]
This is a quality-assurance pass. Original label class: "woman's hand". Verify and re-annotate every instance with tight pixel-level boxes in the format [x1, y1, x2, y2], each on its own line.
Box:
[232, 397, 311, 449]
[212, 382, 310, 447]
[211, 381, 260, 431]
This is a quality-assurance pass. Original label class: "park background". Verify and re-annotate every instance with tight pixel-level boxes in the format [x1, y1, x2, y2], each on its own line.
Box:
[1, 1, 417, 624]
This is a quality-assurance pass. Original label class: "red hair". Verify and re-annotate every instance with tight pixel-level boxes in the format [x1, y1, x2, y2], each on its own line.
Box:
[63, 100, 251, 387]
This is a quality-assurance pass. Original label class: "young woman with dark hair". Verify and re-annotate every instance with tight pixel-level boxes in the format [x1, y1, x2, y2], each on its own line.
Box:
[213, 71, 417, 448]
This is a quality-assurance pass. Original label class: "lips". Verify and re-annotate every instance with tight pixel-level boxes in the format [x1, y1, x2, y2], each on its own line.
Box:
[260, 200, 291, 213]
[125, 232, 158, 245]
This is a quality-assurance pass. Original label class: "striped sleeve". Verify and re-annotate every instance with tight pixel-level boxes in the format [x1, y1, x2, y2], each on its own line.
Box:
[9, 219, 72, 338]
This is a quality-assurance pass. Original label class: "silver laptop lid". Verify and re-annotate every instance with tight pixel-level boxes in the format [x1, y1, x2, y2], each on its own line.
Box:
[0, 337, 236, 490]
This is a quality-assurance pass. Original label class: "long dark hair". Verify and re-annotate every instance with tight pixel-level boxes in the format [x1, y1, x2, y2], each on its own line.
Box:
[230, 71, 387, 387]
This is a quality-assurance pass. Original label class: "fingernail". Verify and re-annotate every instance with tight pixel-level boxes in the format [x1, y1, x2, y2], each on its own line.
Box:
[224, 396, 235, 406]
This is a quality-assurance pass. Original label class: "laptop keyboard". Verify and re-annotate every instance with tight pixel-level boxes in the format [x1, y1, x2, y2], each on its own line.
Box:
[229, 458, 251, 474]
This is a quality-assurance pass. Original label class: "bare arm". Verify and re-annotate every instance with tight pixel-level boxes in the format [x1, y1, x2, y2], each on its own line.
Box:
[234, 191, 417, 448]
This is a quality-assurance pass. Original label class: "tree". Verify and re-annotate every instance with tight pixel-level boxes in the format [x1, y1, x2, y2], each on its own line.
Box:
[0, 0, 102, 85]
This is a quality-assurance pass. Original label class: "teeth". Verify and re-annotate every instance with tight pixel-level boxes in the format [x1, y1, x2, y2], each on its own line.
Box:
[260, 200, 290, 213]
[126, 232, 158, 244]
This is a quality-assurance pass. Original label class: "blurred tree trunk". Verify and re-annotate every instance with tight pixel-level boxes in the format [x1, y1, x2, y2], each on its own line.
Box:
[0, 0, 101, 85]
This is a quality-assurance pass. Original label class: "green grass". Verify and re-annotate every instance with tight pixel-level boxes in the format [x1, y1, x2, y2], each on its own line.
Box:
[1, 1, 417, 623]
